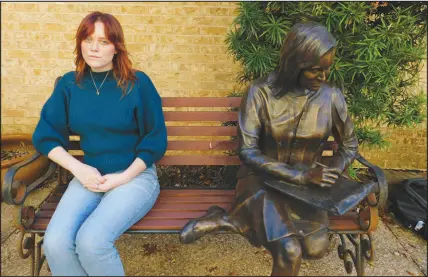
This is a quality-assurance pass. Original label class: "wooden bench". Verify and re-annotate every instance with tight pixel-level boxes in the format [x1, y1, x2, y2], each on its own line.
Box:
[3, 96, 387, 276]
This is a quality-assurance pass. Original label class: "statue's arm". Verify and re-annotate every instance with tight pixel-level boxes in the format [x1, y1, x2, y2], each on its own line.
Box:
[238, 85, 304, 184]
[329, 88, 359, 174]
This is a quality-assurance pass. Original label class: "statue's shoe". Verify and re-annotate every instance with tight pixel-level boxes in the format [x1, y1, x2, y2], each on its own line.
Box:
[179, 205, 226, 244]
[179, 219, 199, 244]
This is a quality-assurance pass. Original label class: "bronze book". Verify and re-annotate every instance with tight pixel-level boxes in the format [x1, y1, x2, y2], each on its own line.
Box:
[264, 177, 377, 216]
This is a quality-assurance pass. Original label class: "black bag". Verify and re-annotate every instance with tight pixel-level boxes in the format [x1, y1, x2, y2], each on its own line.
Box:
[389, 178, 427, 240]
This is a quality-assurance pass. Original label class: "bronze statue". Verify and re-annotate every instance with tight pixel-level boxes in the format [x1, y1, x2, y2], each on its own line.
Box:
[180, 22, 359, 276]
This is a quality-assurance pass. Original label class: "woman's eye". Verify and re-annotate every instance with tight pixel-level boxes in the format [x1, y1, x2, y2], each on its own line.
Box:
[85, 37, 92, 43]
[100, 40, 109, 45]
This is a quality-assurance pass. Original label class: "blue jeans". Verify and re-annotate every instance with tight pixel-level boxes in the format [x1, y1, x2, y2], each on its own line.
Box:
[43, 166, 160, 276]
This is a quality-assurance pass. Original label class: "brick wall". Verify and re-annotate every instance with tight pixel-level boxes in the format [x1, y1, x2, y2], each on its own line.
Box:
[1, 2, 426, 170]
[1, 2, 241, 131]
[358, 62, 427, 170]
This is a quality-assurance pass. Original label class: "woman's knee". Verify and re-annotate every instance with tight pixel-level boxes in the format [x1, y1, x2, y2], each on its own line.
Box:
[43, 229, 75, 257]
[75, 228, 113, 258]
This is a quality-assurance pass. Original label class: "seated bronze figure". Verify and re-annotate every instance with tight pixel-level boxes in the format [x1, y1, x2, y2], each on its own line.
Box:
[180, 22, 359, 276]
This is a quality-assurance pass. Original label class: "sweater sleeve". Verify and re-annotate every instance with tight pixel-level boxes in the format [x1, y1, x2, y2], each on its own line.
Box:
[135, 72, 168, 167]
[32, 75, 71, 156]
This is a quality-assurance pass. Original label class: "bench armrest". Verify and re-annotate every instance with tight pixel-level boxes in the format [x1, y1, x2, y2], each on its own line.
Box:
[355, 152, 388, 208]
[3, 152, 56, 205]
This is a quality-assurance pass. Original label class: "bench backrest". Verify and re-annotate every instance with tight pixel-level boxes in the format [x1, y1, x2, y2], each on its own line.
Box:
[66, 96, 338, 166]
[53, 76, 338, 166]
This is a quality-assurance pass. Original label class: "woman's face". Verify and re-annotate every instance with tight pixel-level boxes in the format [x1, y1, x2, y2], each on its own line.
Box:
[81, 21, 116, 72]
[298, 48, 336, 91]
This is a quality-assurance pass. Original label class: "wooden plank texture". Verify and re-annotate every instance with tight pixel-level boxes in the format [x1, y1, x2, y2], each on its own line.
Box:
[164, 111, 238, 121]
[162, 97, 241, 107]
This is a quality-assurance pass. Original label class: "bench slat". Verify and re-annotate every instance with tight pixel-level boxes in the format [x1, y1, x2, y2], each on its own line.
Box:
[45, 195, 235, 204]
[65, 155, 240, 165]
[162, 97, 241, 107]
[69, 140, 336, 152]
[167, 140, 238, 151]
[164, 111, 238, 122]
[32, 216, 363, 232]
[35, 210, 210, 220]
[167, 126, 237, 136]
[70, 140, 238, 151]
[158, 155, 240, 165]
[69, 126, 237, 138]
[39, 202, 232, 212]
[52, 186, 235, 196]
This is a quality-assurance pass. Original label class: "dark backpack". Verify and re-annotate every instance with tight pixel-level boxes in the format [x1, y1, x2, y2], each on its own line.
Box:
[389, 178, 427, 240]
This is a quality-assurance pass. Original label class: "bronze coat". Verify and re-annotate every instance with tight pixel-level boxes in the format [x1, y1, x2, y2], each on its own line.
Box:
[232, 73, 358, 246]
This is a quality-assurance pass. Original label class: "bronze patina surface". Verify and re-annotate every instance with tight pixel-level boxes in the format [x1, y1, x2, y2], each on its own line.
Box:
[180, 22, 360, 276]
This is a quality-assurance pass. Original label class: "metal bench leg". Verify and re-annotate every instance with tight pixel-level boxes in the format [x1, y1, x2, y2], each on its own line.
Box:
[337, 233, 372, 276]
[35, 237, 46, 276]
[356, 234, 365, 276]
[17, 232, 36, 276]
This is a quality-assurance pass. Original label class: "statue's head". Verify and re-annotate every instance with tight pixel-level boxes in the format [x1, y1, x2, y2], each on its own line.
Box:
[272, 21, 337, 97]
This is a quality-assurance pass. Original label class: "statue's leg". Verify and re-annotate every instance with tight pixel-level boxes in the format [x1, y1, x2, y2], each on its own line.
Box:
[180, 204, 243, 244]
[300, 229, 330, 260]
[264, 236, 302, 276]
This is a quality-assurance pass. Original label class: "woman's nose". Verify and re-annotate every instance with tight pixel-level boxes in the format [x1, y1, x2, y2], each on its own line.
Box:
[90, 41, 99, 51]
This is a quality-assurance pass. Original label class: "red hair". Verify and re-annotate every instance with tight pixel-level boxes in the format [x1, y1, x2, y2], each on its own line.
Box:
[74, 11, 136, 95]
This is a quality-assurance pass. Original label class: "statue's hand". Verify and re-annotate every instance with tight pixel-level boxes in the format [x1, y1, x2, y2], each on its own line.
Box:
[300, 167, 339, 188]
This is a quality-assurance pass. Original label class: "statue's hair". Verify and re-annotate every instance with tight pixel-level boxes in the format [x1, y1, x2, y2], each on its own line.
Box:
[272, 21, 337, 98]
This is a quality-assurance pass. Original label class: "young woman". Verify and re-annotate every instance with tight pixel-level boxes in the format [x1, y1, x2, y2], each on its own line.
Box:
[32, 11, 167, 276]
[180, 21, 359, 276]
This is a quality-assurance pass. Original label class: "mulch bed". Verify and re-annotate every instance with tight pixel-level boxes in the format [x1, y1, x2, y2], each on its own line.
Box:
[1, 149, 32, 162]
[157, 165, 239, 189]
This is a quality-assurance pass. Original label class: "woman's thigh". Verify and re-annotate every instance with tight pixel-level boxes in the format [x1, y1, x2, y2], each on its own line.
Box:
[45, 177, 102, 241]
[76, 166, 161, 242]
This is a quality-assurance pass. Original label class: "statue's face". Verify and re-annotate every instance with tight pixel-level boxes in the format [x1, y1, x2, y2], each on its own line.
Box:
[298, 48, 336, 91]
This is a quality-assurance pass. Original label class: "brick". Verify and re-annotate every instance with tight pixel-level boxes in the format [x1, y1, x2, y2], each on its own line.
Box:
[19, 22, 41, 31]
[0, 3, 14, 10]
[148, 6, 176, 15]
[120, 5, 149, 14]
[13, 3, 39, 11]
[174, 7, 202, 16]
[187, 16, 215, 26]
[14, 117, 39, 125]
[200, 26, 228, 36]
[57, 50, 72, 59]
[205, 7, 230, 16]
[2, 109, 26, 117]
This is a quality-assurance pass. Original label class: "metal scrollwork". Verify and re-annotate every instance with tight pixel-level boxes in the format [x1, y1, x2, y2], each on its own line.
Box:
[337, 234, 356, 274]
[336, 232, 374, 276]
[17, 232, 35, 259]
[13, 205, 36, 230]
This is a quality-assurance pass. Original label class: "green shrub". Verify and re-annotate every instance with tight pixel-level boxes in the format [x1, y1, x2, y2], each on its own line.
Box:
[226, 2, 427, 147]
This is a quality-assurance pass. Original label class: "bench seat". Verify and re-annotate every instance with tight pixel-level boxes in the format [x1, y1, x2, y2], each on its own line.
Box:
[30, 186, 368, 233]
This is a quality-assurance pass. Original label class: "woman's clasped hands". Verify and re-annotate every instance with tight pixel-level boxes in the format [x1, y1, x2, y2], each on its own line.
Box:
[71, 163, 127, 192]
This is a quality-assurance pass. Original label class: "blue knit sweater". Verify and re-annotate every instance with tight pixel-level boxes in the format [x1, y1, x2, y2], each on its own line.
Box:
[32, 70, 168, 175]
